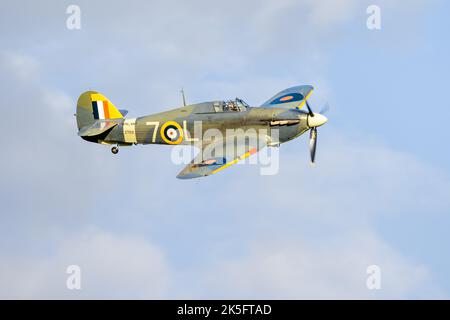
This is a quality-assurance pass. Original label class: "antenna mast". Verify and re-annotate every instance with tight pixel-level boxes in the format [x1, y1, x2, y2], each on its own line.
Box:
[181, 88, 187, 107]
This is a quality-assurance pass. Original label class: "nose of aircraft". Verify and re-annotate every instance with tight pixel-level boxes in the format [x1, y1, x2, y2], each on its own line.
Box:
[307, 113, 328, 128]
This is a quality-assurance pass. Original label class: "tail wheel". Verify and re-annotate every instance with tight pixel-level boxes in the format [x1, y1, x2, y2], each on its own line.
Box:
[111, 146, 119, 154]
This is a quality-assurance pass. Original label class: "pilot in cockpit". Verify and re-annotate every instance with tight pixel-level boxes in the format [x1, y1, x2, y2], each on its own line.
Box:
[227, 101, 239, 112]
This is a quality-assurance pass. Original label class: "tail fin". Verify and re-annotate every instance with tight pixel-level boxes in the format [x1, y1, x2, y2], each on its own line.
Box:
[76, 91, 124, 130]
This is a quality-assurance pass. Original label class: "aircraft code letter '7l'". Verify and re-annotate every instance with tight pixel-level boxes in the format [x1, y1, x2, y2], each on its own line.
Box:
[75, 85, 328, 179]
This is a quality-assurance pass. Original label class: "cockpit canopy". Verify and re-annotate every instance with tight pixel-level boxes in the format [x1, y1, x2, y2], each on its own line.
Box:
[213, 98, 249, 113]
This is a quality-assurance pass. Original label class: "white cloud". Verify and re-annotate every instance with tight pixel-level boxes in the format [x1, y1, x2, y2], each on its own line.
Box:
[0, 52, 119, 227]
[1, 51, 39, 81]
[202, 230, 444, 299]
[0, 228, 170, 299]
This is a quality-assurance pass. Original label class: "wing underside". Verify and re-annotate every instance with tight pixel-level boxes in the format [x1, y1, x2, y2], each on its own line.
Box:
[177, 135, 267, 179]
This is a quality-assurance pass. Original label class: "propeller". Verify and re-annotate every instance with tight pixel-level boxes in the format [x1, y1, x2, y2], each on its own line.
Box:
[305, 99, 314, 117]
[304, 98, 328, 164]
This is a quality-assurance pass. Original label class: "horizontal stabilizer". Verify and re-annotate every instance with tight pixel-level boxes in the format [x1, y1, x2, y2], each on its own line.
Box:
[119, 109, 128, 117]
[78, 120, 119, 137]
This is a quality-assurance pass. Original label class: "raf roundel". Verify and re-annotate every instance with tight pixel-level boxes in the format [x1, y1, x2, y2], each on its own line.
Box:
[270, 93, 304, 105]
[160, 121, 183, 145]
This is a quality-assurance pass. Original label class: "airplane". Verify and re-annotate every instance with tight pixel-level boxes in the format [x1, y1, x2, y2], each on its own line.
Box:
[76, 85, 328, 179]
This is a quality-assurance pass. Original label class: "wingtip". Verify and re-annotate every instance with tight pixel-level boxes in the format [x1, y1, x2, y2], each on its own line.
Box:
[176, 172, 204, 180]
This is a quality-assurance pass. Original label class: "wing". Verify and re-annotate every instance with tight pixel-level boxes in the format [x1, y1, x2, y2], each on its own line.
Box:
[78, 119, 120, 137]
[260, 85, 314, 110]
[176, 134, 267, 179]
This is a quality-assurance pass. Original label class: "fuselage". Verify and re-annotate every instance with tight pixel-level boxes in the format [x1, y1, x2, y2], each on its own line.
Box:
[95, 101, 311, 147]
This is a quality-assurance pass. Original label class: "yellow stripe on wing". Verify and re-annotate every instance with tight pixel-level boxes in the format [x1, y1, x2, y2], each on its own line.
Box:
[210, 147, 258, 175]
[295, 89, 314, 110]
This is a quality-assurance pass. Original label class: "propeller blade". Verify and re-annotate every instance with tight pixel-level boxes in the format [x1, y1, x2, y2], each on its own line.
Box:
[305, 99, 314, 117]
[309, 127, 317, 164]
[319, 102, 330, 115]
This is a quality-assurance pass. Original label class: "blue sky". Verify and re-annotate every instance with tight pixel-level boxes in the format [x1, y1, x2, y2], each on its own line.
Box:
[0, 0, 449, 298]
